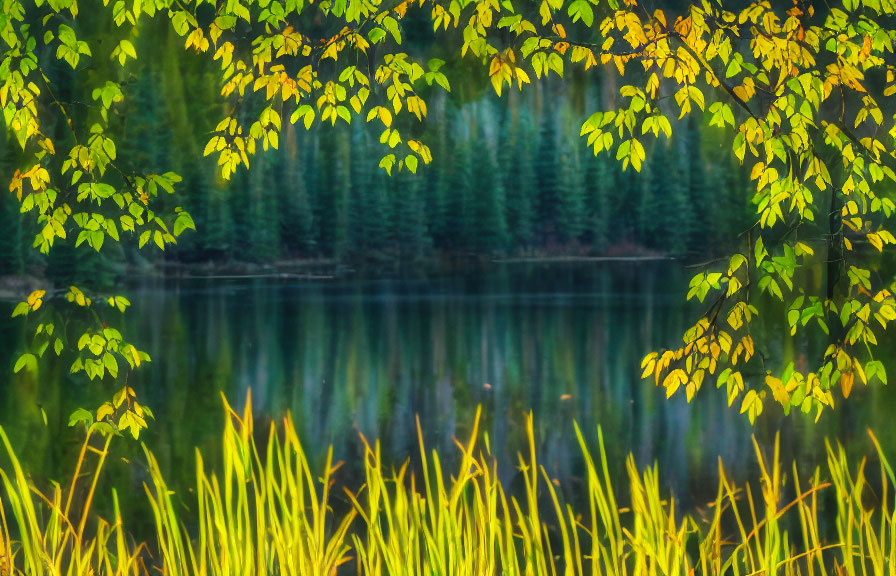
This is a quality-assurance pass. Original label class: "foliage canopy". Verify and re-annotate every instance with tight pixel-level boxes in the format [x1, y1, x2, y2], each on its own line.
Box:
[3, 0, 896, 428]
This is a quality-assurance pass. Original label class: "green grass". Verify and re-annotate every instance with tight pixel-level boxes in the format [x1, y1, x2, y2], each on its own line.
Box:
[2, 395, 896, 575]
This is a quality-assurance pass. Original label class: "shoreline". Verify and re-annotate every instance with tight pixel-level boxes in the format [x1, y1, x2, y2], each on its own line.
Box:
[0, 250, 684, 298]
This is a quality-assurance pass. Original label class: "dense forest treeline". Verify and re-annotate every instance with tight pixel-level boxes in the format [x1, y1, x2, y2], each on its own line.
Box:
[0, 13, 758, 282]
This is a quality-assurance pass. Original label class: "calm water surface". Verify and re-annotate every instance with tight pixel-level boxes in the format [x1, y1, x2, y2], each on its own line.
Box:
[1, 262, 895, 528]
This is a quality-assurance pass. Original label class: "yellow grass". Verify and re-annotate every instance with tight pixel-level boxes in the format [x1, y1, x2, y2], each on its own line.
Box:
[1, 395, 895, 575]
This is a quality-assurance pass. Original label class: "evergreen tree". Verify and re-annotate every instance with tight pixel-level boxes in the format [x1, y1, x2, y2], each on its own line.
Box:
[307, 126, 327, 254]
[365, 171, 392, 254]
[554, 140, 586, 244]
[444, 125, 473, 252]
[347, 122, 371, 256]
[279, 125, 315, 255]
[347, 122, 389, 257]
[501, 108, 535, 251]
[0, 185, 22, 275]
[311, 127, 351, 257]
[534, 108, 559, 243]
[230, 164, 254, 259]
[331, 127, 352, 257]
[0, 135, 22, 275]
[684, 118, 709, 252]
[425, 93, 451, 248]
[611, 164, 639, 243]
[204, 177, 234, 259]
[637, 146, 661, 248]
[651, 140, 692, 255]
[172, 166, 209, 261]
[390, 170, 431, 261]
[585, 153, 612, 253]
[470, 126, 509, 252]
[251, 155, 281, 260]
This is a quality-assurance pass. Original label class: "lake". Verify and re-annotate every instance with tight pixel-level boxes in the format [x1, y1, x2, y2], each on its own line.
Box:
[1, 261, 894, 530]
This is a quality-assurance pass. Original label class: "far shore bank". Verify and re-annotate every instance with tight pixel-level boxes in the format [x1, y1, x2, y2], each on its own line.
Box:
[0, 247, 686, 300]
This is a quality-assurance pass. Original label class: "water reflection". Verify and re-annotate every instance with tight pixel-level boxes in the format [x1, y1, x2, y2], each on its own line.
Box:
[2, 262, 895, 523]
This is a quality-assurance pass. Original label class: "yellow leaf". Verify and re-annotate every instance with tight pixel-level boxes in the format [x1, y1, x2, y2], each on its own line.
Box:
[27, 289, 46, 309]
[97, 402, 114, 421]
[490, 71, 503, 96]
[640, 356, 656, 379]
[378, 107, 392, 127]
[489, 56, 502, 77]
[841, 371, 854, 398]
[129, 344, 141, 367]
[766, 375, 790, 406]
[662, 369, 687, 398]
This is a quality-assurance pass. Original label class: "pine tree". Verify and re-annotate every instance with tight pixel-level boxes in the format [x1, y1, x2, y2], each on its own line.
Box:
[501, 107, 535, 251]
[204, 176, 234, 259]
[230, 166, 254, 259]
[637, 145, 661, 248]
[311, 127, 351, 257]
[444, 124, 473, 252]
[534, 107, 559, 244]
[425, 93, 451, 249]
[554, 139, 586, 244]
[651, 139, 692, 256]
[0, 184, 22, 275]
[584, 153, 612, 253]
[0, 134, 22, 275]
[684, 118, 709, 252]
[470, 124, 508, 253]
[172, 166, 208, 261]
[310, 127, 334, 255]
[330, 127, 352, 257]
[365, 170, 392, 254]
[252, 154, 281, 260]
[390, 170, 431, 261]
[347, 122, 371, 256]
[347, 122, 389, 257]
[279, 125, 315, 255]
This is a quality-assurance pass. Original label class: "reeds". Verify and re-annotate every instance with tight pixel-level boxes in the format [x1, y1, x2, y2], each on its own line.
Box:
[3, 396, 896, 575]
[0, 425, 145, 576]
[142, 393, 356, 576]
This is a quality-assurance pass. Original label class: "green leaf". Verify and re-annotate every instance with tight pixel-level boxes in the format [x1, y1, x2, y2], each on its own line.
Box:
[88, 335, 105, 356]
[58, 24, 76, 46]
[214, 14, 237, 29]
[12, 302, 30, 317]
[368, 27, 386, 43]
[103, 352, 118, 379]
[174, 212, 196, 236]
[103, 138, 116, 160]
[382, 16, 401, 44]
[567, 0, 593, 26]
[379, 154, 396, 175]
[120, 39, 137, 59]
[14, 353, 37, 374]
[68, 408, 94, 428]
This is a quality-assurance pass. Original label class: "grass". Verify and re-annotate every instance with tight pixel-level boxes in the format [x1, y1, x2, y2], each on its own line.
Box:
[0, 425, 145, 576]
[1, 394, 896, 575]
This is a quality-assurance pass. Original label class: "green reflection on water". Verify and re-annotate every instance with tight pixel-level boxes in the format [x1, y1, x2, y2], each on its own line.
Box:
[1, 262, 895, 531]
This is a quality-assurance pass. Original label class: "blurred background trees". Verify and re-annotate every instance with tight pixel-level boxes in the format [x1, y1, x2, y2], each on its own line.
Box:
[0, 9, 757, 282]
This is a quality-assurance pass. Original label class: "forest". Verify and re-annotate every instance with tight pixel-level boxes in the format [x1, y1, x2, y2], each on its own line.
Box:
[0, 14, 756, 283]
